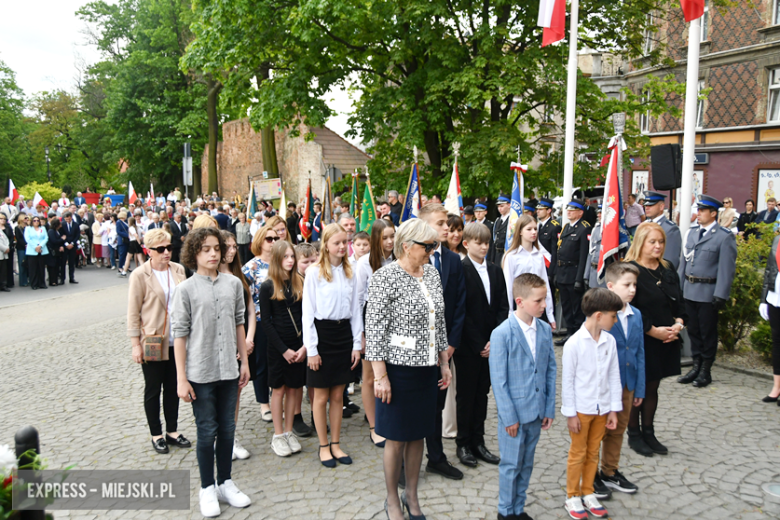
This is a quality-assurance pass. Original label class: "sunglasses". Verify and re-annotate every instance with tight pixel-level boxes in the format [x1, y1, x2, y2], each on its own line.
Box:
[264, 236, 281, 243]
[412, 240, 439, 253]
[151, 245, 173, 253]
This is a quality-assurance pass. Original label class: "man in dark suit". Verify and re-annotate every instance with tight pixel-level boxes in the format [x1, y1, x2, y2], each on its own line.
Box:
[756, 197, 779, 224]
[555, 199, 590, 345]
[455, 222, 509, 469]
[287, 202, 300, 244]
[419, 203, 466, 481]
[492, 196, 511, 266]
[60, 211, 80, 284]
[169, 213, 188, 263]
[82, 208, 95, 265]
[73, 192, 86, 207]
[582, 197, 598, 227]
[228, 208, 239, 235]
[215, 205, 230, 230]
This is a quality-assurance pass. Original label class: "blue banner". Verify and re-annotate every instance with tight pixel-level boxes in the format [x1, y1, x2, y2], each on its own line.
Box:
[401, 164, 421, 223]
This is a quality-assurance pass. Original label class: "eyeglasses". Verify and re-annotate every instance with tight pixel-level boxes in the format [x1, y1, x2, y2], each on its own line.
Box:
[32, 219, 40, 222]
[264, 236, 281, 243]
[412, 240, 439, 253]
[151, 245, 173, 253]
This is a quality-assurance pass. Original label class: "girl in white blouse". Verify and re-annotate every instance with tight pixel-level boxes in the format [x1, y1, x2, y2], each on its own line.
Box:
[352, 219, 395, 448]
[502, 215, 556, 328]
[302, 223, 362, 468]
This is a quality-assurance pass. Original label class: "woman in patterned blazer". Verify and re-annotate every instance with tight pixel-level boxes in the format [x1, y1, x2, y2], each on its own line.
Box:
[365, 218, 452, 520]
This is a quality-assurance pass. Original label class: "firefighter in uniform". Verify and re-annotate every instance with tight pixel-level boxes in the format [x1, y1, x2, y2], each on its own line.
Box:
[492, 195, 511, 266]
[677, 194, 737, 387]
[643, 190, 682, 270]
[473, 202, 494, 260]
[537, 198, 561, 314]
[555, 199, 591, 346]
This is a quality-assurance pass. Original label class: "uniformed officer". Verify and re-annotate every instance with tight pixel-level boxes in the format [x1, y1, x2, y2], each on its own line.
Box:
[677, 194, 737, 387]
[492, 195, 511, 266]
[473, 202, 494, 259]
[643, 190, 682, 270]
[536, 198, 561, 282]
[584, 206, 607, 289]
[555, 199, 591, 345]
[523, 203, 536, 218]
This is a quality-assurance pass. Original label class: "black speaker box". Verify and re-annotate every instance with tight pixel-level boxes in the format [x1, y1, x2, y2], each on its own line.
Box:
[650, 144, 682, 190]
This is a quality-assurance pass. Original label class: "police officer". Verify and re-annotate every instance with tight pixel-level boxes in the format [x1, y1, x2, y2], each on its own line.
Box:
[492, 195, 511, 266]
[678, 194, 737, 387]
[643, 190, 682, 270]
[555, 199, 591, 345]
[584, 205, 607, 289]
[523, 203, 536, 218]
[536, 198, 561, 279]
[473, 202, 494, 260]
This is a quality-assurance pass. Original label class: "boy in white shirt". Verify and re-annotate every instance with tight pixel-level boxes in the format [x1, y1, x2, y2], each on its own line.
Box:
[349, 231, 370, 264]
[561, 288, 623, 520]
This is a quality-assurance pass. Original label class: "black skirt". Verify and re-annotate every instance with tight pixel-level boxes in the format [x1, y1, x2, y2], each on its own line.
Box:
[268, 333, 306, 389]
[375, 364, 438, 442]
[128, 241, 143, 255]
[307, 319, 354, 389]
[644, 336, 681, 381]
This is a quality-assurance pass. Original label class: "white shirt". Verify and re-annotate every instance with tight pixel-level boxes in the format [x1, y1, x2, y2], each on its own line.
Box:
[471, 257, 491, 305]
[429, 245, 443, 269]
[302, 262, 362, 356]
[698, 219, 716, 236]
[500, 213, 510, 224]
[352, 253, 394, 333]
[617, 304, 633, 337]
[152, 267, 176, 344]
[513, 313, 537, 361]
[502, 246, 555, 323]
[561, 325, 623, 417]
[58, 198, 70, 208]
[250, 219, 263, 237]
[538, 216, 550, 230]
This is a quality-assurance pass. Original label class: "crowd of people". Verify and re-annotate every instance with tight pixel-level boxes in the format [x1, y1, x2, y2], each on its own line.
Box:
[5, 183, 775, 520]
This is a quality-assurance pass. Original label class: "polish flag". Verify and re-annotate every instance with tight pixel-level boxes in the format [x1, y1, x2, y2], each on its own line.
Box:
[128, 181, 138, 204]
[539, 242, 552, 268]
[8, 179, 19, 203]
[680, 0, 705, 22]
[538, 0, 566, 47]
[33, 192, 49, 208]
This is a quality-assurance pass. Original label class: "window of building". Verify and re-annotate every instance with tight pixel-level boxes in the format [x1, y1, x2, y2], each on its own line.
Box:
[640, 94, 650, 134]
[543, 104, 554, 123]
[644, 12, 654, 55]
[769, 68, 780, 122]
[701, 1, 710, 42]
[696, 80, 706, 128]
[775, 0, 780, 26]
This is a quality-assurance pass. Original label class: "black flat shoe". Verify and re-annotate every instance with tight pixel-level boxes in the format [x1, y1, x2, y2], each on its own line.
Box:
[151, 438, 169, 454]
[762, 395, 779, 403]
[165, 434, 191, 448]
[330, 442, 352, 465]
[369, 427, 386, 448]
[318, 444, 336, 468]
[474, 444, 500, 465]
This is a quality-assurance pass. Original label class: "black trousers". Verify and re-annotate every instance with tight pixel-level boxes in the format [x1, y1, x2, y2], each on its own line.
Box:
[64, 247, 77, 281]
[454, 353, 490, 449]
[5, 249, 13, 287]
[140, 347, 180, 436]
[559, 283, 585, 334]
[238, 244, 251, 266]
[28, 254, 46, 289]
[769, 304, 780, 376]
[0, 258, 7, 289]
[685, 299, 719, 361]
[171, 246, 181, 264]
[425, 365, 448, 464]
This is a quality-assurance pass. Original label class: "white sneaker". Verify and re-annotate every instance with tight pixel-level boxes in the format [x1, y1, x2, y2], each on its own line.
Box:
[285, 432, 301, 454]
[564, 496, 588, 520]
[271, 434, 292, 457]
[348, 382, 355, 395]
[582, 494, 608, 518]
[233, 438, 250, 460]
[199, 485, 221, 517]
[216, 479, 251, 508]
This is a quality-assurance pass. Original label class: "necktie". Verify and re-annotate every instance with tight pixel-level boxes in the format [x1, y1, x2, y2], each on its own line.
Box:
[698, 227, 706, 240]
[434, 251, 441, 274]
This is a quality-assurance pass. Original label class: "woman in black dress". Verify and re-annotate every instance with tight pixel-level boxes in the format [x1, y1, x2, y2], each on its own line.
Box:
[736, 199, 757, 238]
[624, 222, 687, 457]
[47, 217, 65, 286]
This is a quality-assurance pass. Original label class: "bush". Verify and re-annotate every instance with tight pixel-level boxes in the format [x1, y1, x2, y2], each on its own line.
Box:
[717, 223, 776, 352]
[749, 321, 773, 362]
[17, 182, 61, 205]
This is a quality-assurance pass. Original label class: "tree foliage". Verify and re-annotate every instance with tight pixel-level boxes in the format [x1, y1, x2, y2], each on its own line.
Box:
[0, 59, 35, 187]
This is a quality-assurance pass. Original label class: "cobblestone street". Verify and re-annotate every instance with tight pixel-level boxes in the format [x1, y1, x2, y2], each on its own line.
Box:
[4, 314, 780, 520]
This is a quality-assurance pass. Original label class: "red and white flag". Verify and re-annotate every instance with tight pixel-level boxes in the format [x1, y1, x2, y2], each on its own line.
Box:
[680, 0, 704, 22]
[596, 136, 626, 282]
[538, 0, 566, 47]
[33, 192, 49, 208]
[8, 179, 19, 203]
[128, 181, 138, 204]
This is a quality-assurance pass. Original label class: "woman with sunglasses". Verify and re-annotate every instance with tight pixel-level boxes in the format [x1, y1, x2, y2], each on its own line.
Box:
[25, 216, 49, 290]
[718, 197, 737, 231]
[127, 228, 191, 454]
[241, 225, 280, 422]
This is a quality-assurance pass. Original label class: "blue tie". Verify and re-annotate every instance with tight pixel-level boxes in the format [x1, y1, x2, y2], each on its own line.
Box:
[434, 251, 441, 274]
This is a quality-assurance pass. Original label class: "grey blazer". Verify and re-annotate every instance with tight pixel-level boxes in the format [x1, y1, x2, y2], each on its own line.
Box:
[678, 222, 737, 303]
[761, 235, 780, 304]
[657, 216, 682, 270]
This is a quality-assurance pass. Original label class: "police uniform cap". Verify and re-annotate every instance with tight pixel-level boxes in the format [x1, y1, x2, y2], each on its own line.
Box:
[523, 204, 536, 212]
[536, 198, 554, 209]
[464, 205, 475, 215]
[566, 199, 586, 210]
[496, 195, 510, 205]
[696, 194, 722, 210]
[643, 190, 667, 206]
[474, 203, 487, 211]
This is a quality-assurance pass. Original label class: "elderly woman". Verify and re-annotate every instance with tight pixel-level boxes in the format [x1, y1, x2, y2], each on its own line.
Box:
[624, 222, 686, 457]
[127, 228, 190, 454]
[235, 212, 252, 264]
[365, 219, 452, 520]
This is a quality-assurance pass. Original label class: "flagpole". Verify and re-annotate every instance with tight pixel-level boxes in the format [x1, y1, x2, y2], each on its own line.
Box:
[562, 0, 579, 225]
[679, 17, 701, 239]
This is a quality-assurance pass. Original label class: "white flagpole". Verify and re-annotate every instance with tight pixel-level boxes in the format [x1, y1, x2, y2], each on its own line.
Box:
[679, 17, 701, 238]
[562, 0, 579, 225]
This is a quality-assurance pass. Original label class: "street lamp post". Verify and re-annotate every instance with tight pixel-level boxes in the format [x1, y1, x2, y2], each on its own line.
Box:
[45, 146, 51, 182]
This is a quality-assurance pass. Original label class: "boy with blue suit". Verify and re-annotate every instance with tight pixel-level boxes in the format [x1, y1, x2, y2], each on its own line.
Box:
[489, 273, 556, 520]
[595, 262, 646, 497]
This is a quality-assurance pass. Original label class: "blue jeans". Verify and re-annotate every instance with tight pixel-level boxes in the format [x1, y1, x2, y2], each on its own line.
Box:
[497, 418, 542, 516]
[17, 250, 28, 286]
[108, 245, 117, 268]
[190, 378, 239, 489]
[117, 243, 128, 271]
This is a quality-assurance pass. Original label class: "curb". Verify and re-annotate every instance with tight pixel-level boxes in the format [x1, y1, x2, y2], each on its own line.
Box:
[715, 361, 773, 381]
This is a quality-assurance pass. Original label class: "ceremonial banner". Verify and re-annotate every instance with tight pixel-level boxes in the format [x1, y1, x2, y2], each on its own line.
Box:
[597, 137, 630, 282]
[33, 192, 49, 208]
[322, 177, 334, 225]
[505, 162, 526, 250]
[128, 181, 137, 205]
[538, 0, 566, 46]
[400, 163, 421, 223]
[8, 179, 18, 204]
[349, 171, 359, 218]
[444, 159, 463, 217]
[299, 179, 315, 241]
[360, 179, 377, 233]
[247, 181, 257, 220]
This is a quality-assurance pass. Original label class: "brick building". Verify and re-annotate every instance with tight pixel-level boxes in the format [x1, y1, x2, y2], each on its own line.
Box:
[625, 0, 780, 212]
[201, 119, 370, 204]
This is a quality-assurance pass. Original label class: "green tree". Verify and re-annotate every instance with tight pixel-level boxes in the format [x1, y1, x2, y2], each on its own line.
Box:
[0, 59, 36, 190]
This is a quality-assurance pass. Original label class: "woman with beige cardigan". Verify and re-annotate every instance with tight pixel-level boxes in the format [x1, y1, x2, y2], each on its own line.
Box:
[127, 228, 191, 454]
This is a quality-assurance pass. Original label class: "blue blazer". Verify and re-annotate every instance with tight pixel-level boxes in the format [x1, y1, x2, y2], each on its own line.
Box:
[489, 316, 556, 427]
[607, 304, 646, 399]
[439, 247, 466, 349]
[116, 219, 129, 244]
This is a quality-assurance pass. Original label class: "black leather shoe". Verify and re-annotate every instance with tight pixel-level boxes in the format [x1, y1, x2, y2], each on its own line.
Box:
[474, 444, 500, 465]
[151, 438, 169, 454]
[642, 426, 668, 455]
[678, 356, 701, 384]
[165, 434, 191, 448]
[425, 460, 463, 480]
[342, 406, 354, 418]
[627, 427, 654, 457]
[0, 288, 10, 292]
[554, 335, 570, 346]
[457, 446, 478, 468]
[692, 359, 713, 388]
[762, 395, 779, 403]
[497, 514, 517, 520]
[292, 413, 313, 437]
[517, 513, 534, 520]
[346, 400, 360, 412]
[70, 280, 79, 284]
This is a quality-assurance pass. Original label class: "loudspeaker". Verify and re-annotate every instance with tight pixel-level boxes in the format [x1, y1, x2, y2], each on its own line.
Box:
[650, 144, 682, 190]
